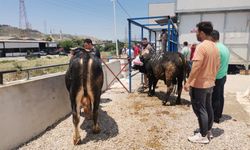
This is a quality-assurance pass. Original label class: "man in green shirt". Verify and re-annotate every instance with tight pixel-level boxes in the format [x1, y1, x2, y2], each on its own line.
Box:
[211, 30, 230, 123]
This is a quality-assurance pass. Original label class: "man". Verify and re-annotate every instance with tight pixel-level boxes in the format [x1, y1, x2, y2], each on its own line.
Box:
[211, 30, 230, 123]
[140, 38, 154, 88]
[160, 29, 167, 52]
[181, 41, 191, 66]
[83, 39, 101, 58]
[184, 21, 220, 144]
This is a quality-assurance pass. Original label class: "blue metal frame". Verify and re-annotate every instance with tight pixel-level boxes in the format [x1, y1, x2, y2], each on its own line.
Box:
[127, 15, 178, 93]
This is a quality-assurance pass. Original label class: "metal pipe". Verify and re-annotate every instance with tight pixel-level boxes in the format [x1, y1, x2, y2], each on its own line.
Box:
[128, 20, 132, 93]
[112, 0, 119, 57]
[0, 73, 3, 85]
[141, 27, 144, 85]
[130, 15, 168, 21]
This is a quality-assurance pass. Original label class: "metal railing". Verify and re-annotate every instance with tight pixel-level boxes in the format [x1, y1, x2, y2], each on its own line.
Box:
[0, 63, 69, 85]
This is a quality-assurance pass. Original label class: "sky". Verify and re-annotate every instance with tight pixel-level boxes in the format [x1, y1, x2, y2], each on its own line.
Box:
[0, 0, 175, 40]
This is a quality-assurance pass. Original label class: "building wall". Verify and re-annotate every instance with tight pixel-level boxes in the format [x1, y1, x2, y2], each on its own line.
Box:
[178, 11, 250, 64]
[176, 0, 250, 12]
[148, 3, 175, 18]
[148, 1, 250, 64]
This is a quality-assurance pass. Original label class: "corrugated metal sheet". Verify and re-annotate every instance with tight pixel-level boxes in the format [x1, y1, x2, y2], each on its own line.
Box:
[5, 42, 39, 48]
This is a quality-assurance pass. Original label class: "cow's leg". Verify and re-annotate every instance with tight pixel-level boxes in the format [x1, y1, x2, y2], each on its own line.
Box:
[152, 79, 158, 96]
[162, 82, 174, 105]
[176, 77, 183, 105]
[70, 89, 82, 145]
[148, 76, 154, 96]
[92, 94, 101, 134]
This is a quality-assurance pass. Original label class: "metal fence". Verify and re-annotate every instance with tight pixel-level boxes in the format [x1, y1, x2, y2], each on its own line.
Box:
[0, 63, 69, 85]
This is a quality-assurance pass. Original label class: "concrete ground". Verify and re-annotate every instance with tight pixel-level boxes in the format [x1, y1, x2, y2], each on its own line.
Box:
[18, 73, 250, 150]
[225, 75, 250, 124]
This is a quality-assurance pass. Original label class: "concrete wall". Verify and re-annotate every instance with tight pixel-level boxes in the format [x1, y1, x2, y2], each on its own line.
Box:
[102, 60, 122, 91]
[0, 60, 122, 150]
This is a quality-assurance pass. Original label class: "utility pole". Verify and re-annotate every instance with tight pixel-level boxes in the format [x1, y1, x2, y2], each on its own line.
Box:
[112, 0, 119, 57]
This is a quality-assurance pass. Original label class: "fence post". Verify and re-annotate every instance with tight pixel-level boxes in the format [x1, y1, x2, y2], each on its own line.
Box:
[0, 73, 3, 84]
[27, 70, 30, 80]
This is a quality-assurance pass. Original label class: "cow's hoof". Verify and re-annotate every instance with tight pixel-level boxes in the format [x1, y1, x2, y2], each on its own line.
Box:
[148, 92, 154, 97]
[176, 99, 181, 105]
[176, 101, 181, 105]
[73, 136, 81, 145]
[92, 124, 101, 134]
[148, 93, 153, 97]
[162, 101, 167, 106]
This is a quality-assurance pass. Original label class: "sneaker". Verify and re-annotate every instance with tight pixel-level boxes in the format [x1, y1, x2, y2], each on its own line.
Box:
[188, 133, 210, 144]
[194, 129, 213, 140]
[208, 130, 213, 139]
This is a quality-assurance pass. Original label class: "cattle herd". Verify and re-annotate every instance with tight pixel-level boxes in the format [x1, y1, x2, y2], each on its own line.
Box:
[65, 48, 188, 145]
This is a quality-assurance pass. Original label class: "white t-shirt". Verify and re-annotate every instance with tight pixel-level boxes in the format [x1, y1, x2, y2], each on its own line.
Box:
[181, 46, 190, 61]
[126, 49, 134, 59]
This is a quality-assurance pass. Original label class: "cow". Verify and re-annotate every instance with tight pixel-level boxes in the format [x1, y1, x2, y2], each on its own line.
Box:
[65, 48, 103, 145]
[133, 49, 187, 105]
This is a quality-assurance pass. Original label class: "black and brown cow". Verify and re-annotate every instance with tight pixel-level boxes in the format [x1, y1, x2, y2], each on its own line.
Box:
[134, 49, 187, 105]
[65, 48, 103, 145]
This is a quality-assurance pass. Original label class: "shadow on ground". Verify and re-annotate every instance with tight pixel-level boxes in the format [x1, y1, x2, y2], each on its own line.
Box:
[212, 128, 225, 138]
[220, 114, 232, 123]
[193, 127, 224, 138]
[100, 98, 112, 104]
[155, 91, 191, 106]
[79, 99, 119, 144]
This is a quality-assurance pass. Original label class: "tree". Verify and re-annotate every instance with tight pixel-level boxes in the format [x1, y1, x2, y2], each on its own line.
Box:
[45, 36, 53, 41]
[58, 40, 76, 51]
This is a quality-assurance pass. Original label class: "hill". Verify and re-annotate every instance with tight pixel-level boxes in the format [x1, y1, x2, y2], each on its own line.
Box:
[0, 24, 101, 42]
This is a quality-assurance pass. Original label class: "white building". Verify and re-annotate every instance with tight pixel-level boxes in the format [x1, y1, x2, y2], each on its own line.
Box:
[149, 0, 250, 66]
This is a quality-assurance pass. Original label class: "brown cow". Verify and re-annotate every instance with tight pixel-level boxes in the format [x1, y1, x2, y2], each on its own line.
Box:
[134, 49, 187, 105]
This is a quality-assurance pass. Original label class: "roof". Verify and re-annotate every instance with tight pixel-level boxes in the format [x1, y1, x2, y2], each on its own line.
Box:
[0, 39, 53, 43]
[155, 16, 177, 26]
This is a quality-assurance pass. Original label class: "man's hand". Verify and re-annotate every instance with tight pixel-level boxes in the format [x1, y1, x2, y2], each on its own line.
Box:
[184, 82, 190, 92]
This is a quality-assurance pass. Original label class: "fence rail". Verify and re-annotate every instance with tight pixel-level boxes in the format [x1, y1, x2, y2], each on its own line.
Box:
[0, 63, 69, 85]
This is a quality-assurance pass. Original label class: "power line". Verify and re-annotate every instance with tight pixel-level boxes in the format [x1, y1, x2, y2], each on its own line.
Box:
[117, 0, 131, 18]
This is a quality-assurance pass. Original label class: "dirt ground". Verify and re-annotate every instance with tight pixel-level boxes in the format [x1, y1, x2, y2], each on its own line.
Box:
[19, 73, 250, 150]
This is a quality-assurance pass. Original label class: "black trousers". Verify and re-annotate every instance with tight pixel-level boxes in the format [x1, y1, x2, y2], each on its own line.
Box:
[212, 76, 227, 120]
[190, 87, 214, 137]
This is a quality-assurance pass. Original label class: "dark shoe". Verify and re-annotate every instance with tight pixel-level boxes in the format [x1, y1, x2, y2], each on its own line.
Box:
[214, 118, 220, 123]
